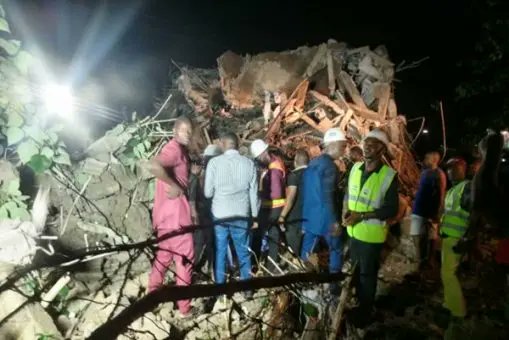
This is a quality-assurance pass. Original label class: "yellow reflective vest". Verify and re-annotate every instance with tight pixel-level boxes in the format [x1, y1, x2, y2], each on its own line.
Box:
[346, 162, 397, 243]
[440, 180, 470, 238]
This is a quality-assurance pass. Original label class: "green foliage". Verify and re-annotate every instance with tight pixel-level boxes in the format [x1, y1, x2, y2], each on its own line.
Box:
[36, 333, 59, 340]
[0, 178, 30, 220]
[0, 4, 71, 173]
[0, 3, 72, 218]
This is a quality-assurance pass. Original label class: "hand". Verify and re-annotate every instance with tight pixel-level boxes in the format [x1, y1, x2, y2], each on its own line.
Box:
[251, 222, 259, 230]
[278, 216, 286, 232]
[191, 215, 199, 225]
[343, 211, 363, 226]
[330, 223, 342, 237]
[166, 185, 183, 199]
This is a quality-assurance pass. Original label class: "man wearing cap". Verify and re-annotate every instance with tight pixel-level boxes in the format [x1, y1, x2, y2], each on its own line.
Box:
[300, 128, 347, 288]
[189, 144, 222, 276]
[440, 158, 471, 325]
[343, 128, 399, 327]
[250, 139, 286, 271]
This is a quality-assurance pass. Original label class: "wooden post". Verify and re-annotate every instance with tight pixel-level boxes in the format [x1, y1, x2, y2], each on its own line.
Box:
[327, 266, 355, 340]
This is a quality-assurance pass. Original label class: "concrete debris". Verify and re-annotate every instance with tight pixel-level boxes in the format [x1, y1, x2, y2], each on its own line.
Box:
[0, 263, 62, 340]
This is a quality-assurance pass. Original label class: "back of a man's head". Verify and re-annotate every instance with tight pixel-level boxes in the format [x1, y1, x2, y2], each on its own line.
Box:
[294, 149, 310, 167]
[221, 132, 239, 150]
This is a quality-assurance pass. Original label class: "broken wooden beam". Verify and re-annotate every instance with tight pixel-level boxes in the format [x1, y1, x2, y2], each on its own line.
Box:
[309, 90, 345, 116]
[327, 266, 354, 340]
[327, 48, 335, 96]
[375, 82, 391, 119]
[349, 103, 384, 122]
[266, 79, 309, 140]
[338, 71, 368, 109]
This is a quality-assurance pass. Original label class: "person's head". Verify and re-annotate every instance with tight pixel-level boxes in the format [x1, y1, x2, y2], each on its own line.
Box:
[469, 159, 481, 178]
[203, 144, 222, 167]
[294, 149, 310, 168]
[446, 158, 467, 183]
[173, 115, 193, 146]
[423, 151, 441, 169]
[323, 128, 347, 160]
[220, 132, 239, 151]
[363, 129, 389, 162]
[349, 146, 363, 163]
[250, 139, 271, 165]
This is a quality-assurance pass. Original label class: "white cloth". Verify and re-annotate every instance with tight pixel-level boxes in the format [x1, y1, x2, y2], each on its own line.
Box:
[409, 214, 425, 236]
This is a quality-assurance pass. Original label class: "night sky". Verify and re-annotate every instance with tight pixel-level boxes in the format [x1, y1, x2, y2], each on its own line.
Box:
[4, 0, 479, 151]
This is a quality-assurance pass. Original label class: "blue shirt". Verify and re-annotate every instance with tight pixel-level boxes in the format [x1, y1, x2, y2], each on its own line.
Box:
[302, 154, 339, 235]
[412, 168, 446, 218]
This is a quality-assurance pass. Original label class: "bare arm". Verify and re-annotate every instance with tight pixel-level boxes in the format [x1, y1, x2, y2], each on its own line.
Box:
[150, 159, 183, 191]
[204, 159, 215, 199]
[280, 186, 297, 219]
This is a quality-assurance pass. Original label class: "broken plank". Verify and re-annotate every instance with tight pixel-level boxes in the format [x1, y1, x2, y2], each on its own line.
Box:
[339, 108, 354, 131]
[327, 267, 354, 340]
[266, 79, 309, 140]
[338, 71, 368, 109]
[388, 98, 398, 118]
[327, 48, 335, 96]
[309, 90, 345, 116]
[375, 82, 391, 119]
[349, 103, 384, 122]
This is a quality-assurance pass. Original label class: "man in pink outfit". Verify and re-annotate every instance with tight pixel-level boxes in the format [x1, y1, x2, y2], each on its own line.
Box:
[148, 115, 196, 317]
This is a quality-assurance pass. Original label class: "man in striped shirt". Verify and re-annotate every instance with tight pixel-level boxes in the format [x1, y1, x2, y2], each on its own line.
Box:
[204, 132, 259, 286]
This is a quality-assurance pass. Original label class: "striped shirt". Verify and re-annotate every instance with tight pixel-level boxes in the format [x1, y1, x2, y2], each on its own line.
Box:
[204, 149, 260, 219]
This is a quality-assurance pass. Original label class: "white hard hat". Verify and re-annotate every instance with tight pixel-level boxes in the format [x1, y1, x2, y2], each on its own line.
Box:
[203, 144, 222, 157]
[364, 129, 390, 148]
[323, 128, 347, 143]
[250, 139, 269, 158]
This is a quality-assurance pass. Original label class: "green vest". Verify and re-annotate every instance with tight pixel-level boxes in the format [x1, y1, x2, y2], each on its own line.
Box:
[346, 162, 397, 243]
[441, 180, 470, 238]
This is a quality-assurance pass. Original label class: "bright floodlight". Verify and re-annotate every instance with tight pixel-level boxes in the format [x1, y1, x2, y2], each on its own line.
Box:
[422, 129, 429, 134]
[43, 84, 74, 118]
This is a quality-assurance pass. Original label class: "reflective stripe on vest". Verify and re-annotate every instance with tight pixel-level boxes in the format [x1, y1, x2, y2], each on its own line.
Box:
[441, 181, 470, 238]
[346, 162, 397, 243]
[262, 157, 287, 209]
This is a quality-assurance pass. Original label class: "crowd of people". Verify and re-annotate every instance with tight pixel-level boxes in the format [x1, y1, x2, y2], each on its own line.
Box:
[144, 115, 508, 334]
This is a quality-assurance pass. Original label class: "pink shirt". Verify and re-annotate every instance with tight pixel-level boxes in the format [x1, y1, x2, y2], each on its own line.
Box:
[152, 139, 192, 230]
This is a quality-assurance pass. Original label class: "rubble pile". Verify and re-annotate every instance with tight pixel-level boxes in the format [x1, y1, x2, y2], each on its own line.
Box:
[177, 40, 419, 196]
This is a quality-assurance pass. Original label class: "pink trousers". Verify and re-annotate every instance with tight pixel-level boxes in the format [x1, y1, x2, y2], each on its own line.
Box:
[148, 228, 194, 314]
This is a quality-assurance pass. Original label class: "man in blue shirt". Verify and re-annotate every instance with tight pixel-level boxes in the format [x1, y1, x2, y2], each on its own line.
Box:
[300, 128, 347, 292]
[411, 151, 446, 271]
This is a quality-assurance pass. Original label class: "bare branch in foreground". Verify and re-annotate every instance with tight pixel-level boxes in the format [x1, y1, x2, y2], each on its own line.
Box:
[87, 271, 344, 340]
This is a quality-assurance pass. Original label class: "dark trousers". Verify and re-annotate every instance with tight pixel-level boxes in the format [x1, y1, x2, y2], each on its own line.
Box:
[194, 224, 215, 273]
[284, 222, 302, 256]
[252, 207, 282, 271]
[350, 237, 384, 326]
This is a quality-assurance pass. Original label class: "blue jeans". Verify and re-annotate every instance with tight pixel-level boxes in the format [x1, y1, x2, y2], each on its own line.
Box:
[300, 232, 342, 273]
[214, 219, 252, 284]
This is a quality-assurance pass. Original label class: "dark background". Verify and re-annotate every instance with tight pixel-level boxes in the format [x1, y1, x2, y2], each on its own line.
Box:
[3, 0, 486, 156]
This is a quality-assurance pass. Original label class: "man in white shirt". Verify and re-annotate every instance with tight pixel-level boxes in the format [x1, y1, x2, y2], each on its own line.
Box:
[204, 132, 259, 286]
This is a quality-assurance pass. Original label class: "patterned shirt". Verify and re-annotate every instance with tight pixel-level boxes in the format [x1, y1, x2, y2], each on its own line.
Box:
[204, 149, 260, 219]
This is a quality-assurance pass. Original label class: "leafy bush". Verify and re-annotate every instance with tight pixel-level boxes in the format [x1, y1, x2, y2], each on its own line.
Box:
[0, 3, 71, 219]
